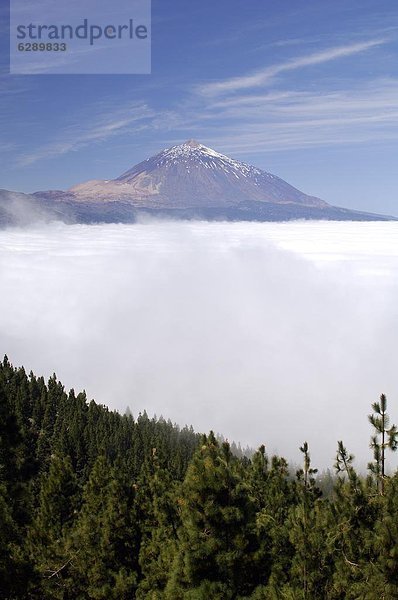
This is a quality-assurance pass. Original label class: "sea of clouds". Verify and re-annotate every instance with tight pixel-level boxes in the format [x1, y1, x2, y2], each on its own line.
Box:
[1, 220, 398, 470]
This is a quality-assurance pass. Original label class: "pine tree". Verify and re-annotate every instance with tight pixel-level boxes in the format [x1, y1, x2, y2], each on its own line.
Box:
[249, 448, 295, 595]
[166, 433, 264, 599]
[368, 395, 398, 495]
[0, 376, 34, 598]
[136, 448, 180, 599]
[367, 475, 398, 598]
[335, 441, 357, 488]
[71, 455, 140, 599]
[28, 454, 79, 598]
[328, 442, 377, 598]
[0, 481, 19, 598]
[35, 374, 68, 477]
[287, 442, 325, 599]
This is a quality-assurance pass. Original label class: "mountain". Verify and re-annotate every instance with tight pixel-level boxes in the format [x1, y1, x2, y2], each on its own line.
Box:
[67, 139, 327, 209]
[2, 140, 396, 225]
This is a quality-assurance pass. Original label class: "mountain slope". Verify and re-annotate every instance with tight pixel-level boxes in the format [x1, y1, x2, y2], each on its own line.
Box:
[3, 140, 396, 224]
[68, 139, 327, 209]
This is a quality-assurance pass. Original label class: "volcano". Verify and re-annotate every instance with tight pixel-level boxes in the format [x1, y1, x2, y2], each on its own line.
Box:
[67, 139, 328, 209]
[1, 140, 395, 225]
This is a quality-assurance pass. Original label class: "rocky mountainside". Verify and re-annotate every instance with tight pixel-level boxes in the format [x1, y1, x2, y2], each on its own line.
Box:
[91, 138, 327, 209]
[1, 140, 396, 225]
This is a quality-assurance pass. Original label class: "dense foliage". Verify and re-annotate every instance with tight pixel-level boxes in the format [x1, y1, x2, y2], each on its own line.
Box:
[1, 356, 398, 599]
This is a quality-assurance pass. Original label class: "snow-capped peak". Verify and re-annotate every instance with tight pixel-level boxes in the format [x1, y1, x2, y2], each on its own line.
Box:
[158, 140, 229, 161]
[141, 140, 266, 180]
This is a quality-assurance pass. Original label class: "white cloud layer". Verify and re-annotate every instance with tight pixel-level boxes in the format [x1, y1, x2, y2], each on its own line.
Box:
[1, 220, 398, 470]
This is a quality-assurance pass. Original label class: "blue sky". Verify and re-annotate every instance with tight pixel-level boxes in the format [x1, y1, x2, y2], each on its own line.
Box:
[1, 0, 398, 214]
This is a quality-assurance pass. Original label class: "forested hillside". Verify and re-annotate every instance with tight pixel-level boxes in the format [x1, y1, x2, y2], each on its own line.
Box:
[1, 356, 398, 599]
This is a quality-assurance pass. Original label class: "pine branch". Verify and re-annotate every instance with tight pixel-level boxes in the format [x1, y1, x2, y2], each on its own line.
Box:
[341, 550, 361, 569]
[45, 555, 76, 579]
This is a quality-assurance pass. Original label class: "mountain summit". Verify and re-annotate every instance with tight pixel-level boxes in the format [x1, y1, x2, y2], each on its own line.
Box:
[1, 140, 394, 226]
[69, 140, 327, 210]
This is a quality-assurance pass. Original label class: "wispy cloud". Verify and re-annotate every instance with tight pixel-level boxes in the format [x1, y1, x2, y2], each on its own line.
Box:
[15, 75, 398, 169]
[15, 96, 197, 167]
[184, 77, 398, 154]
[198, 39, 387, 96]
[206, 78, 398, 119]
[18, 103, 157, 166]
